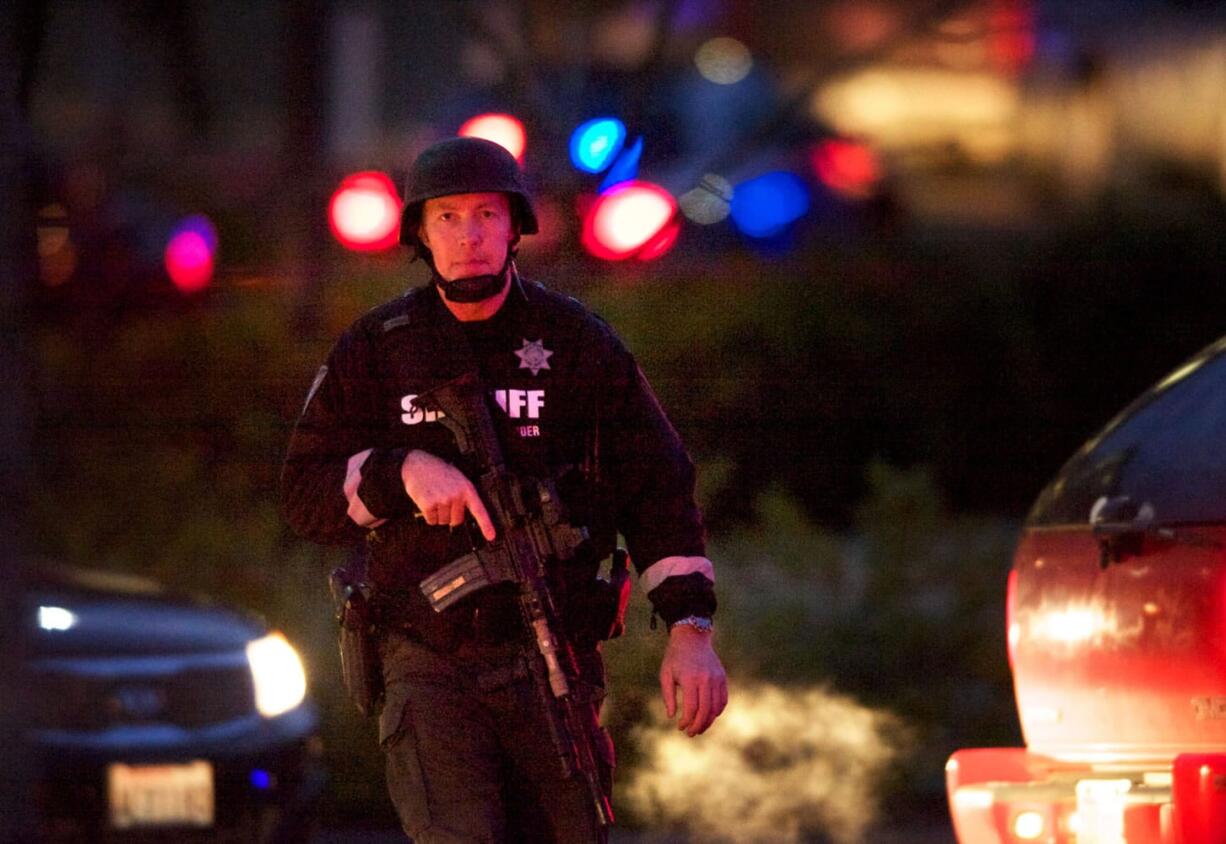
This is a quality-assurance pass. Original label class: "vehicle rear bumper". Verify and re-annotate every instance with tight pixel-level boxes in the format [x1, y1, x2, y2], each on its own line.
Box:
[946, 747, 1174, 843]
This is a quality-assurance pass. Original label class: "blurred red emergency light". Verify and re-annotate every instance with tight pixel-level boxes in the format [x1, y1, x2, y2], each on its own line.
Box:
[459, 114, 527, 162]
[581, 181, 679, 262]
[329, 171, 402, 252]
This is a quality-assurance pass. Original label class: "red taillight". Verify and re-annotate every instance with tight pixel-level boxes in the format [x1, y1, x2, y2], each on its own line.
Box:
[1173, 754, 1226, 844]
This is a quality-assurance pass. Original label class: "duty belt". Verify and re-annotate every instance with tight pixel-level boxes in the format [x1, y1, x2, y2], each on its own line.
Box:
[369, 588, 526, 648]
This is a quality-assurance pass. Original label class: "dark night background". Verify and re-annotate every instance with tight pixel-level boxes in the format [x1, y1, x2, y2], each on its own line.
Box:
[2, 1, 1225, 841]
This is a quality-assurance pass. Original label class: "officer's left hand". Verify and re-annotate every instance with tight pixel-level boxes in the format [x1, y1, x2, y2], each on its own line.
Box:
[660, 626, 728, 737]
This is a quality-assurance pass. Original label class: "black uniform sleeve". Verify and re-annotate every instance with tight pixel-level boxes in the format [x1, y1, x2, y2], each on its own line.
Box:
[280, 322, 402, 545]
[594, 325, 716, 624]
[355, 446, 415, 519]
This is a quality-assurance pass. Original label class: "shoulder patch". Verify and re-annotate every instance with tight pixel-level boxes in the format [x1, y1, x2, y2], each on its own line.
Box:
[376, 286, 430, 333]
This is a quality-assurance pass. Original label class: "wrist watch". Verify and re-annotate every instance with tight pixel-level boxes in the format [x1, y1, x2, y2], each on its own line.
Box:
[669, 615, 714, 633]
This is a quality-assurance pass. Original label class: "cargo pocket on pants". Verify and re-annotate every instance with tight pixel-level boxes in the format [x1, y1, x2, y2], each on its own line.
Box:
[379, 681, 433, 837]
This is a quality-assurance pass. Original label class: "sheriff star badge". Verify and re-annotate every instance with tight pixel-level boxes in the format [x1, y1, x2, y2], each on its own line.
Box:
[514, 338, 553, 376]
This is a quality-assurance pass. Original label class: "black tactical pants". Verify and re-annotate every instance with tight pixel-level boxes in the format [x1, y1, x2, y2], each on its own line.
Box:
[378, 631, 612, 843]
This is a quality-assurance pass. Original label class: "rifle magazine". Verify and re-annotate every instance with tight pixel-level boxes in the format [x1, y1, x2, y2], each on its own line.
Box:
[420, 552, 492, 611]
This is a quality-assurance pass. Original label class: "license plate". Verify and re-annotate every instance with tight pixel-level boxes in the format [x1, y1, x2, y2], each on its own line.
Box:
[107, 760, 214, 829]
[1075, 778, 1130, 844]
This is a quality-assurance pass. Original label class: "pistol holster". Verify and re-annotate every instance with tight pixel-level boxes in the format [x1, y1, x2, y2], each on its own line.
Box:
[329, 564, 384, 717]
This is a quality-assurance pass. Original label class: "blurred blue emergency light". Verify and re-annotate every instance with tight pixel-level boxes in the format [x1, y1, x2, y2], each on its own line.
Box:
[730, 171, 810, 239]
[570, 118, 627, 174]
[599, 136, 643, 193]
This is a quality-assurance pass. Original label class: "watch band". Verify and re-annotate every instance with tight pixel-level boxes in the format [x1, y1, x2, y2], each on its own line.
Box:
[669, 615, 713, 633]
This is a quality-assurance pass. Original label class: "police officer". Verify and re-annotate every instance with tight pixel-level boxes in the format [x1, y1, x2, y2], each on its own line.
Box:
[282, 137, 727, 843]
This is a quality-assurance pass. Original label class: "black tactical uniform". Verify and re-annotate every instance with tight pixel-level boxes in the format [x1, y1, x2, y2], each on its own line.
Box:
[282, 272, 716, 842]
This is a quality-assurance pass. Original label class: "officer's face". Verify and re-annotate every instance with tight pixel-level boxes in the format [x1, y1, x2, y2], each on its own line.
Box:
[418, 192, 517, 281]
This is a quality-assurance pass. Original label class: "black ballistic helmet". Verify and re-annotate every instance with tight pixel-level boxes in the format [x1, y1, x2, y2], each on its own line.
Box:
[399, 136, 539, 255]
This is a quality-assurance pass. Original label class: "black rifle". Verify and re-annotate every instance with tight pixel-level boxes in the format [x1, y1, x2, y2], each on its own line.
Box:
[413, 372, 614, 828]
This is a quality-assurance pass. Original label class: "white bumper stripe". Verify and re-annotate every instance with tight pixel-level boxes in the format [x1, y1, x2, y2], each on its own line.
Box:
[343, 449, 386, 528]
[640, 556, 714, 595]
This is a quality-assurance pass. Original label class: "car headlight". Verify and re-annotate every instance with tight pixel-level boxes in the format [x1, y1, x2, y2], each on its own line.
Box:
[246, 631, 307, 718]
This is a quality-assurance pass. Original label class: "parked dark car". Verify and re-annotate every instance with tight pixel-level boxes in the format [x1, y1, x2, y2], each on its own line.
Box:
[19, 564, 324, 842]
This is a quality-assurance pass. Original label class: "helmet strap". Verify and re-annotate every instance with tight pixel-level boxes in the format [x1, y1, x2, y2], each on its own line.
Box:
[431, 257, 513, 304]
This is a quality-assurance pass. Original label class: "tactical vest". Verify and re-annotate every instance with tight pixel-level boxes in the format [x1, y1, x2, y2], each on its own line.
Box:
[359, 281, 617, 651]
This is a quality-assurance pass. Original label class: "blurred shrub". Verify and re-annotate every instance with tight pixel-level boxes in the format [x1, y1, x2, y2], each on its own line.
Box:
[602, 464, 1018, 836]
[582, 253, 1054, 530]
[720, 466, 1020, 812]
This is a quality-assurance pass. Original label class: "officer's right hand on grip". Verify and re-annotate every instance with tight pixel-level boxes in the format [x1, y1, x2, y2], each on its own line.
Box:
[400, 449, 497, 540]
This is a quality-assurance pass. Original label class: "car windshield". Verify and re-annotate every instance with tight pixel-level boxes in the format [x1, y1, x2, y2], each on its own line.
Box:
[1028, 337, 1226, 527]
